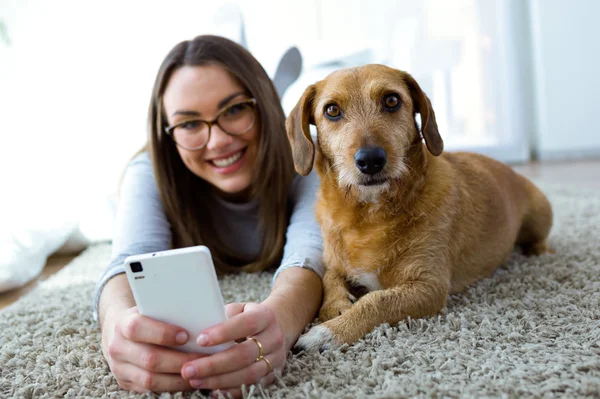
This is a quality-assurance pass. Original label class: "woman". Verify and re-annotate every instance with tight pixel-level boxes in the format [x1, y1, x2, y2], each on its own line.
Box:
[94, 35, 323, 397]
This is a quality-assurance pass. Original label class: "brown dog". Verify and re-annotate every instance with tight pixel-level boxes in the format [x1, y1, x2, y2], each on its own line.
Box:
[287, 64, 553, 351]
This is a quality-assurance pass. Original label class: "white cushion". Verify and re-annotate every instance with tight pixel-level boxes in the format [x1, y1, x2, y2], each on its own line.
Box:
[0, 204, 76, 293]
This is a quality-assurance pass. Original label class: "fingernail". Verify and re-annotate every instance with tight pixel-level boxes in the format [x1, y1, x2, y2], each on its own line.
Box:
[196, 334, 209, 346]
[184, 366, 196, 379]
[176, 332, 189, 344]
[190, 379, 203, 388]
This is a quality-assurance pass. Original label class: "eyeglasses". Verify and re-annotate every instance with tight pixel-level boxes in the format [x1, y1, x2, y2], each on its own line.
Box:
[164, 98, 257, 151]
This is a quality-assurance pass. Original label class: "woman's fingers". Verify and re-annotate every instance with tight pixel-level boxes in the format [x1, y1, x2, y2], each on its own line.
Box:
[107, 307, 205, 385]
[113, 339, 204, 374]
[197, 303, 274, 347]
[181, 302, 286, 393]
[111, 362, 194, 393]
[189, 355, 279, 391]
[225, 303, 246, 318]
[182, 326, 282, 380]
[109, 336, 204, 375]
[120, 310, 190, 347]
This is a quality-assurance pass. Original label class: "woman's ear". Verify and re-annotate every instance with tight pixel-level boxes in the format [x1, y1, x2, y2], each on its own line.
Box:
[404, 74, 444, 156]
[285, 85, 316, 175]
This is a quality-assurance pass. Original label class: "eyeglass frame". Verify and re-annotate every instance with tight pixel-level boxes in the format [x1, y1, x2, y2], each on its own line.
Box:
[163, 98, 258, 151]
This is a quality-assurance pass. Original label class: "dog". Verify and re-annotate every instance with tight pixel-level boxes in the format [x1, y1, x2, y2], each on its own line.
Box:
[286, 64, 553, 351]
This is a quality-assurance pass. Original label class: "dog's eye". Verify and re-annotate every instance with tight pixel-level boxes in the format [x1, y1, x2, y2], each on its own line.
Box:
[324, 104, 342, 120]
[382, 94, 401, 112]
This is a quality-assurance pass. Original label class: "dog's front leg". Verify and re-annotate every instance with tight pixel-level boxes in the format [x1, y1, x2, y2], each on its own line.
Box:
[318, 267, 353, 321]
[296, 279, 448, 351]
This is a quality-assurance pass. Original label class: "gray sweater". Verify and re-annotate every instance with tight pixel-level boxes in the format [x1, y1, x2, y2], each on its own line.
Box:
[92, 152, 324, 321]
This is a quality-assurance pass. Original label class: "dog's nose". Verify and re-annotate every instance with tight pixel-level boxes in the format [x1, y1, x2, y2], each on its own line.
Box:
[354, 147, 387, 175]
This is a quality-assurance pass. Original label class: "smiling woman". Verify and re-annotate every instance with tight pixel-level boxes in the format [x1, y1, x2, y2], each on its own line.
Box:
[93, 35, 324, 397]
[162, 66, 260, 196]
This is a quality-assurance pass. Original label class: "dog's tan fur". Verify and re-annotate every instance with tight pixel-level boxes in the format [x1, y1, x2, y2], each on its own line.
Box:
[286, 64, 553, 350]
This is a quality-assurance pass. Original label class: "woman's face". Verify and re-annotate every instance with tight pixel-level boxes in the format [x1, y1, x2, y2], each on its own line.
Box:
[162, 64, 259, 199]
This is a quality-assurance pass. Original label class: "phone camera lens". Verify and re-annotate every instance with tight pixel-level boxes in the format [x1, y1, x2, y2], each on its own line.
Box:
[130, 262, 143, 273]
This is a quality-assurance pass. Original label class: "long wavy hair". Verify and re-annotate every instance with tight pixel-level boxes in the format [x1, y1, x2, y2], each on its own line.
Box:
[146, 35, 295, 272]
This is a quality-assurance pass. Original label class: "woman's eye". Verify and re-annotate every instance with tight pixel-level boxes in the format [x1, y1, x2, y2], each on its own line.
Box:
[225, 104, 244, 116]
[383, 94, 401, 112]
[180, 120, 200, 130]
[325, 104, 342, 120]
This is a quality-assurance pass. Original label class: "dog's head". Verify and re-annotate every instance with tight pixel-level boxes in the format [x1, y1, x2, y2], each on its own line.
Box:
[286, 64, 443, 201]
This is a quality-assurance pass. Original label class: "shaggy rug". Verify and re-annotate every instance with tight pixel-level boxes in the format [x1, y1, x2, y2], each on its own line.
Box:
[1, 184, 599, 398]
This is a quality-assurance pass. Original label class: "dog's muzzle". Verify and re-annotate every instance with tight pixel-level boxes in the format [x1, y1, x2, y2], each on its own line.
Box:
[354, 146, 387, 175]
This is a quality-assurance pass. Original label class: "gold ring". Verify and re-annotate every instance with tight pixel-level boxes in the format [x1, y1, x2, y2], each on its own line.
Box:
[249, 337, 263, 361]
[261, 357, 273, 374]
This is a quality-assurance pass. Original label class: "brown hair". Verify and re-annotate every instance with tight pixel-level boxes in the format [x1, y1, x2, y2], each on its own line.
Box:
[146, 35, 295, 272]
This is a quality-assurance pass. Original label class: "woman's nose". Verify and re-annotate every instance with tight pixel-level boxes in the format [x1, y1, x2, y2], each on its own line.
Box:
[205, 124, 233, 151]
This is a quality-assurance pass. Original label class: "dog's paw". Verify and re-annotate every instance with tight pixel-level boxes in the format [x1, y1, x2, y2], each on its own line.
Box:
[294, 324, 341, 352]
[318, 299, 353, 321]
[522, 241, 555, 256]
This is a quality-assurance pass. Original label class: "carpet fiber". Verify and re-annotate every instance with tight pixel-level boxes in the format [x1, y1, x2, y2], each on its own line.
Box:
[1, 184, 599, 398]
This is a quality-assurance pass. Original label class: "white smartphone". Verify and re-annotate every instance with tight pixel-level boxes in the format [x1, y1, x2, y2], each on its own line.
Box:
[124, 245, 235, 354]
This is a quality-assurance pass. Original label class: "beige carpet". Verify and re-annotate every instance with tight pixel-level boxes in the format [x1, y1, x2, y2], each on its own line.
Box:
[1, 184, 599, 398]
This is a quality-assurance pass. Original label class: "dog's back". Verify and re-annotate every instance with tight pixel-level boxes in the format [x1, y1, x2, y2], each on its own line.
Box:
[435, 151, 553, 291]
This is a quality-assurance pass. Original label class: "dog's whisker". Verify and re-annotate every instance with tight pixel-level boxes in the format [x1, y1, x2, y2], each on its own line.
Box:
[324, 161, 338, 180]
[397, 157, 413, 176]
[334, 161, 354, 191]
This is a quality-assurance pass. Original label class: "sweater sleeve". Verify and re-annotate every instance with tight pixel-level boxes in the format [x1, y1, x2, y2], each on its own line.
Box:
[92, 152, 172, 322]
[273, 170, 324, 282]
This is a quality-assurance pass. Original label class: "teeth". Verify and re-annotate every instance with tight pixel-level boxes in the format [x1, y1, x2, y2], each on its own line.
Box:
[212, 150, 242, 167]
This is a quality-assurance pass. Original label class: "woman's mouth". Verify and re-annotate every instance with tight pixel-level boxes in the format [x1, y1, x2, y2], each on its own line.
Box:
[208, 148, 248, 174]
[211, 149, 244, 167]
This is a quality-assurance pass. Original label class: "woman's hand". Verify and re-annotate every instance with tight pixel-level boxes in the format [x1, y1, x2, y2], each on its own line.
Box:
[180, 302, 287, 398]
[180, 267, 323, 398]
[98, 268, 321, 396]
[101, 305, 205, 392]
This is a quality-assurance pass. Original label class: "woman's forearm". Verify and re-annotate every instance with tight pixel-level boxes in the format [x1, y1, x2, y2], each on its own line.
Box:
[97, 273, 136, 330]
[262, 267, 323, 350]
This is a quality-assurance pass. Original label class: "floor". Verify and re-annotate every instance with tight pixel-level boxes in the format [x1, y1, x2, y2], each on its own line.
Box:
[512, 158, 600, 190]
[0, 253, 80, 311]
[0, 158, 599, 311]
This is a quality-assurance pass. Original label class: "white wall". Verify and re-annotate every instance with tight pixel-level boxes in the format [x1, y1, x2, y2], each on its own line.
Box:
[0, 0, 231, 206]
[282, 0, 532, 163]
[0, 0, 234, 241]
[529, 0, 600, 160]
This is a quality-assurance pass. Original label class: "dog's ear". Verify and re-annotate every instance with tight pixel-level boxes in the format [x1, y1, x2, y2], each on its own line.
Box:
[286, 85, 316, 175]
[405, 75, 444, 156]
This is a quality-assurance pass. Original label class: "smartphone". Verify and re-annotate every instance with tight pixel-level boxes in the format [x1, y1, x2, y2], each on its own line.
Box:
[124, 245, 235, 354]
